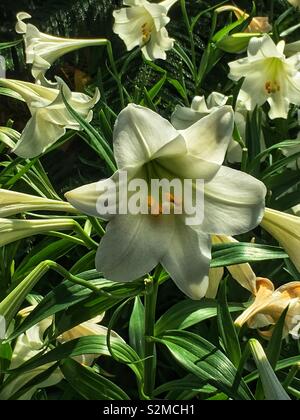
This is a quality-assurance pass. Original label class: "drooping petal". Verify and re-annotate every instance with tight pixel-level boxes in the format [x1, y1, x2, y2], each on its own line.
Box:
[179, 106, 234, 167]
[261, 208, 300, 272]
[96, 214, 174, 281]
[234, 278, 274, 328]
[160, 223, 212, 299]
[212, 235, 257, 294]
[206, 267, 224, 299]
[142, 27, 174, 60]
[13, 111, 66, 158]
[202, 166, 266, 235]
[113, 104, 180, 168]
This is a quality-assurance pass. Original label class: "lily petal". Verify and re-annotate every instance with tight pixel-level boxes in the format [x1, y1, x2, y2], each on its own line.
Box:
[113, 104, 180, 169]
[180, 106, 234, 166]
[161, 223, 211, 299]
[202, 166, 266, 235]
[96, 214, 174, 281]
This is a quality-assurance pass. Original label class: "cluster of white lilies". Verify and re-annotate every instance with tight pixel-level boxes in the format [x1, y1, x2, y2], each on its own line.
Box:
[1, 0, 300, 395]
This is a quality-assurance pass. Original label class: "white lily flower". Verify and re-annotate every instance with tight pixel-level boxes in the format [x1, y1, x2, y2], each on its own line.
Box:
[0, 189, 77, 217]
[206, 235, 257, 299]
[0, 77, 100, 158]
[261, 207, 300, 272]
[16, 12, 107, 82]
[235, 277, 300, 339]
[228, 34, 300, 119]
[0, 308, 118, 400]
[0, 218, 75, 247]
[171, 92, 245, 163]
[66, 104, 266, 299]
[0, 127, 20, 149]
[113, 0, 178, 61]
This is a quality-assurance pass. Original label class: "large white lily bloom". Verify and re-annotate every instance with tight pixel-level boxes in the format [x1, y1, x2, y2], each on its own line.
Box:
[0, 77, 100, 158]
[228, 34, 300, 119]
[235, 278, 300, 339]
[113, 0, 178, 61]
[0, 189, 76, 217]
[66, 104, 266, 299]
[0, 308, 118, 400]
[261, 208, 300, 272]
[16, 12, 107, 82]
[171, 92, 246, 163]
[206, 235, 257, 298]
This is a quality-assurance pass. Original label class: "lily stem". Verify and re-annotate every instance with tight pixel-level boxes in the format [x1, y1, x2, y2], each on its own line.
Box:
[105, 40, 125, 109]
[143, 272, 159, 398]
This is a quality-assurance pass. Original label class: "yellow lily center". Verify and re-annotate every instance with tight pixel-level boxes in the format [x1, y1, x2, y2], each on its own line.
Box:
[141, 22, 154, 43]
[265, 80, 280, 94]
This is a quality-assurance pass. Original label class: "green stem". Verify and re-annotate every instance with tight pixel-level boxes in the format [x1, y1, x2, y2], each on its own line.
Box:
[283, 365, 299, 390]
[180, 0, 197, 85]
[72, 221, 99, 250]
[143, 273, 159, 398]
[105, 40, 125, 109]
[0, 260, 103, 328]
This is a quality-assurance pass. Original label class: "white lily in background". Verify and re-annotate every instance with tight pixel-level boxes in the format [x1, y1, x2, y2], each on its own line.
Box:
[216, 5, 272, 33]
[0, 127, 20, 149]
[0, 189, 76, 217]
[0, 77, 100, 158]
[228, 34, 300, 119]
[66, 104, 266, 299]
[171, 92, 246, 163]
[206, 235, 257, 299]
[235, 278, 300, 339]
[0, 308, 118, 400]
[261, 208, 300, 272]
[0, 218, 75, 247]
[287, 0, 300, 8]
[16, 12, 107, 82]
[113, 0, 178, 61]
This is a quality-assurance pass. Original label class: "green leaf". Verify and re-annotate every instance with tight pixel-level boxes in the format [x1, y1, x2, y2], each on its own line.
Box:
[211, 243, 288, 267]
[140, 74, 167, 105]
[154, 330, 253, 400]
[155, 299, 244, 336]
[266, 306, 289, 369]
[61, 359, 130, 400]
[7, 335, 143, 384]
[154, 374, 216, 399]
[249, 339, 290, 400]
[0, 40, 22, 50]
[8, 271, 144, 341]
[217, 279, 241, 368]
[61, 89, 116, 172]
[129, 296, 145, 358]
[13, 238, 76, 282]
